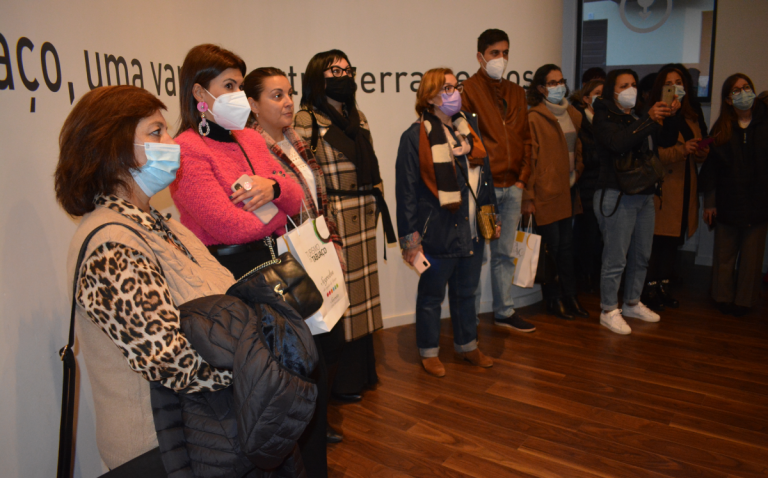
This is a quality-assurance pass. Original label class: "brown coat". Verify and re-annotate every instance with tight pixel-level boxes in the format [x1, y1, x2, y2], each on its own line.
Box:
[653, 117, 703, 237]
[524, 102, 583, 226]
[460, 68, 532, 187]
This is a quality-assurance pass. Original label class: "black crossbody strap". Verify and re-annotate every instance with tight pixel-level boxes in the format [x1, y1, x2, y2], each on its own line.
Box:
[57, 222, 160, 478]
[308, 108, 320, 154]
[599, 189, 623, 218]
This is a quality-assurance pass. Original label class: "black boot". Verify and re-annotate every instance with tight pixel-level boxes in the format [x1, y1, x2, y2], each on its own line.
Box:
[326, 425, 343, 443]
[563, 296, 590, 318]
[546, 298, 575, 320]
[657, 279, 679, 308]
[641, 281, 665, 312]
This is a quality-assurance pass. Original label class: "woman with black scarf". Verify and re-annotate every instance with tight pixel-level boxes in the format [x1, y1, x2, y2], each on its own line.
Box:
[293, 50, 395, 415]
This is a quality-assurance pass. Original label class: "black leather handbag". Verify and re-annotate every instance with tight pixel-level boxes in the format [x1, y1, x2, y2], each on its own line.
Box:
[614, 148, 665, 195]
[231, 237, 323, 320]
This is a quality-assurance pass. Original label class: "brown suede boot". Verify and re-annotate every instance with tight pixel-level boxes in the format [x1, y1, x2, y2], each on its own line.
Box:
[421, 357, 446, 377]
[461, 348, 493, 368]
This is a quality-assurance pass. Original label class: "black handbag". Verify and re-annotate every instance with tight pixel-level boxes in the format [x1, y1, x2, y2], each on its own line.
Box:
[58, 223, 168, 478]
[614, 148, 665, 195]
[231, 237, 323, 320]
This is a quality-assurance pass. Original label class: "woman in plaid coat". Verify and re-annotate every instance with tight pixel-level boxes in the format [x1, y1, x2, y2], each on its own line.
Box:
[294, 49, 396, 401]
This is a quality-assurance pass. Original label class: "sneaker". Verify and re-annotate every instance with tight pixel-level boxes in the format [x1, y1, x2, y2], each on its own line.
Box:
[494, 313, 536, 332]
[622, 301, 660, 322]
[600, 309, 632, 335]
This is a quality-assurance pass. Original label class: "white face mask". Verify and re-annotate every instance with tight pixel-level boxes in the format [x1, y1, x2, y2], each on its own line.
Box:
[616, 87, 637, 109]
[482, 56, 508, 80]
[205, 88, 250, 130]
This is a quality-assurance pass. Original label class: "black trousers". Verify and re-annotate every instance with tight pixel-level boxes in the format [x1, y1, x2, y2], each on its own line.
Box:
[646, 234, 682, 282]
[332, 334, 379, 395]
[573, 203, 603, 279]
[537, 217, 577, 299]
[298, 323, 345, 478]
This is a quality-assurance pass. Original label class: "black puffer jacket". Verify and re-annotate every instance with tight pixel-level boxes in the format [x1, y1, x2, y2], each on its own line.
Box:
[699, 99, 768, 227]
[150, 274, 319, 478]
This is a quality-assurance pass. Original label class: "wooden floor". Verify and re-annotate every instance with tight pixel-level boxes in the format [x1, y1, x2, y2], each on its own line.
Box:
[326, 265, 768, 478]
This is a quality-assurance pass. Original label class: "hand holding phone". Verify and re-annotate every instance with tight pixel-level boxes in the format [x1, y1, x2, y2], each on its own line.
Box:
[697, 137, 714, 150]
[232, 174, 279, 224]
[661, 85, 676, 106]
[412, 251, 431, 274]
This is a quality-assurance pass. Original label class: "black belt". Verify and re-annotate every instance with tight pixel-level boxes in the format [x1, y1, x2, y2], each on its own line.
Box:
[208, 237, 274, 257]
[327, 187, 396, 259]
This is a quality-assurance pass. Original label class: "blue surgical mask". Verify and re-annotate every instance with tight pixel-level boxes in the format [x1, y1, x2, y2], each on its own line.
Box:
[732, 90, 756, 111]
[546, 85, 566, 104]
[131, 142, 181, 197]
[674, 84, 686, 101]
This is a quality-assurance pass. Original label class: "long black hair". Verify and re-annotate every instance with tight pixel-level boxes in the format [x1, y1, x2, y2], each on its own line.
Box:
[603, 68, 639, 109]
[300, 49, 351, 110]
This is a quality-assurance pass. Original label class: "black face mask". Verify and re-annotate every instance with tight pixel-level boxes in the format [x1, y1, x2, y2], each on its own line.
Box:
[325, 76, 357, 103]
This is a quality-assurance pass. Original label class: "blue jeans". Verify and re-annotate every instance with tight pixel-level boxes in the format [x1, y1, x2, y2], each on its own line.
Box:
[477, 185, 523, 319]
[417, 237, 485, 357]
[594, 189, 655, 310]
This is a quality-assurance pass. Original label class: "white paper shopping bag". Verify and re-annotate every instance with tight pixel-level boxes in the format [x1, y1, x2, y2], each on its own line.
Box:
[511, 216, 541, 288]
[282, 216, 349, 335]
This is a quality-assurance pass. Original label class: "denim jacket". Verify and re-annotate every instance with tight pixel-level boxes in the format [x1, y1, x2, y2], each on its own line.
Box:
[395, 112, 497, 258]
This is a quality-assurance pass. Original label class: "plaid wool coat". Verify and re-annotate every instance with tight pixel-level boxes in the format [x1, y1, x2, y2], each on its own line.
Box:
[294, 107, 384, 341]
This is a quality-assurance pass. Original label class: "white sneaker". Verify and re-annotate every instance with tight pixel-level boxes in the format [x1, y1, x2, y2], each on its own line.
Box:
[600, 309, 632, 335]
[622, 301, 660, 322]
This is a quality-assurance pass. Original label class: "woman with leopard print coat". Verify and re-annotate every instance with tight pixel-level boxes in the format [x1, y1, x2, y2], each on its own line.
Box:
[56, 85, 313, 475]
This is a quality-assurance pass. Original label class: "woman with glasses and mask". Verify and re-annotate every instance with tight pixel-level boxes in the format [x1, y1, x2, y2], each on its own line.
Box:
[293, 50, 395, 406]
[699, 73, 768, 317]
[592, 68, 681, 335]
[570, 78, 604, 292]
[396, 68, 498, 377]
[242, 66, 344, 473]
[642, 66, 708, 312]
[524, 64, 588, 320]
[170, 44, 303, 279]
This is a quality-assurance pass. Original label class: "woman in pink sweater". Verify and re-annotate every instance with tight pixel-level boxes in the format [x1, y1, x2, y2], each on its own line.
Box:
[171, 44, 303, 278]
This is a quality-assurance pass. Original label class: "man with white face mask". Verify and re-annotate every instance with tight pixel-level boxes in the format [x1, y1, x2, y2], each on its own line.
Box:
[461, 29, 535, 333]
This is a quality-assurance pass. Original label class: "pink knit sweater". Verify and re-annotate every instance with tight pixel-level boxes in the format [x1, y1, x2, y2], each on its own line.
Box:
[171, 128, 303, 246]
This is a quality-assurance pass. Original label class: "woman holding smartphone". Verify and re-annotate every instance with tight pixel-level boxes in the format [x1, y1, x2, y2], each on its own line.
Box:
[171, 44, 303, 279]
[395, 68, 498, 377]
[642, 66, 709, 311]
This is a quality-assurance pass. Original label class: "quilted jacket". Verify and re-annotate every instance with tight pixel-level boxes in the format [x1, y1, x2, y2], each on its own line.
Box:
[150, 274, 319, 477]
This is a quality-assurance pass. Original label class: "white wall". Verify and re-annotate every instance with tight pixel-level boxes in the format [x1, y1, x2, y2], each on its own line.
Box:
[0, 1, 562, 477]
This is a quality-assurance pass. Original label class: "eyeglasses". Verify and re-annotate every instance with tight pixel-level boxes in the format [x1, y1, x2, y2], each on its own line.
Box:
[326, 66, 356, 78]
[730, 85, 752, 96]
[443, 84, 464, 95]
[545, 78, 567, 88]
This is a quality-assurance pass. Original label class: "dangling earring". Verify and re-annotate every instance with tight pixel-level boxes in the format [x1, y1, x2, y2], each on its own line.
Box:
[197, 101, 210, 137]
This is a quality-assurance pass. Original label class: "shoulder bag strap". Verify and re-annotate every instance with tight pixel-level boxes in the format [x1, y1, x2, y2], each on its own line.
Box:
[57, 222, 161, 478]
[308, 108, 320, 154]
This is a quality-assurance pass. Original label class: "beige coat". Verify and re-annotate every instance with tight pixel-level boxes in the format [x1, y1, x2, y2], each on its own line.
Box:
[653, 117, 704, 237]
[524, 102, 584, 226]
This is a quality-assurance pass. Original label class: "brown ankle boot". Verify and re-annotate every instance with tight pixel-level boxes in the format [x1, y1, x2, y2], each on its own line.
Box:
[461, 348, 493, 368]
[421, 357, 446, 377]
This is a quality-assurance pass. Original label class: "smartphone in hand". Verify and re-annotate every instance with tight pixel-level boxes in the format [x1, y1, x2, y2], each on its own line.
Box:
[231, 174, 279, 224]
[661, 85, 676, 106]
[697, 137, 715, 150]
[413, 251, 431, 274]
